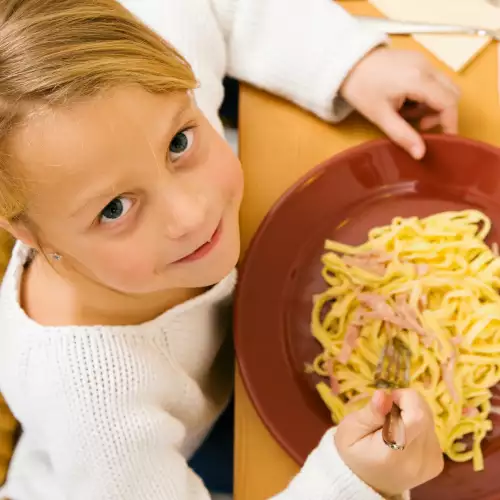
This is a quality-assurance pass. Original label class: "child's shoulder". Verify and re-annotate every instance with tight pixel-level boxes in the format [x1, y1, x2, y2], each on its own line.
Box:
[0, 242, 94, 330]
[20, 256, 74, 328]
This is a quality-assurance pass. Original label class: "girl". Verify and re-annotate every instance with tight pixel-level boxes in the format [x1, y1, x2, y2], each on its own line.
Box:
[0, 0, 452, 499]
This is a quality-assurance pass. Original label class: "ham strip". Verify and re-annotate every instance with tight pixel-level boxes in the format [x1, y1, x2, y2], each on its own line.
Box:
[339, 250, 395, 276]
[416, 263, 429, 276]
[351, 306, 366, 327]
[462, 407, 479, 418]
[418, 293, 428, 311]
[326, 358, 340, 395]
[357, 293, 396, 319]
[393, 295, 431, 341]
[358, 292, 431, 340]
[359, 250, 394, 263]
[342, 255, 386, 276]
[336, 323, 361, 364]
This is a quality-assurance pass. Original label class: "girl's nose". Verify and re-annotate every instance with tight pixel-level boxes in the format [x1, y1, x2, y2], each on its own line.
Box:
[164, 190, 208, 240]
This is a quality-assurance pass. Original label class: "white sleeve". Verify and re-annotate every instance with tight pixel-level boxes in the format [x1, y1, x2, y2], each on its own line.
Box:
[271, 429, 384, 500]
[209, 0, 387, 122]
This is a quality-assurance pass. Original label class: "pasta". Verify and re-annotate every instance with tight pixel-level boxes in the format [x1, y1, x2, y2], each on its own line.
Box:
[309, 210, 500, 471]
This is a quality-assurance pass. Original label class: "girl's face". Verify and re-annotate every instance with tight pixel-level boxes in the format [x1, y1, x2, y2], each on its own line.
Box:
[9, 87, 243, 293]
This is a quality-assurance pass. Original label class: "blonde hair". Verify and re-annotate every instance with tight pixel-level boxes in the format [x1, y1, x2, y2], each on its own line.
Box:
[0, 0, 197, 482]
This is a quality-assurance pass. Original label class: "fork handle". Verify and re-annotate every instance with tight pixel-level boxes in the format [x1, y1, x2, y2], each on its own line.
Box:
[383, 402, 406, 451]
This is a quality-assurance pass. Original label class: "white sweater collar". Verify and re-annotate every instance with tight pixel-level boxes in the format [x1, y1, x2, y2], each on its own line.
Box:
[0, 241, 237, 334]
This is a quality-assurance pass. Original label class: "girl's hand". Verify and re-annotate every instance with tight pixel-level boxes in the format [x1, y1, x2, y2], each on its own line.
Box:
[340, 47, 460, 160]
[335, 389, 444, 498]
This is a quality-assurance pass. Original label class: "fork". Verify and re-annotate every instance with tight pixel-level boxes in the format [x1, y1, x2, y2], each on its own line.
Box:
[355, 15, 500, 42]
[374, 337, 411, 451]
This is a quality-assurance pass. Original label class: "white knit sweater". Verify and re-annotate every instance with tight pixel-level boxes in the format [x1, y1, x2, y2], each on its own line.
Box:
[0, 245, 384, 500]
[0, 1, 389, 499]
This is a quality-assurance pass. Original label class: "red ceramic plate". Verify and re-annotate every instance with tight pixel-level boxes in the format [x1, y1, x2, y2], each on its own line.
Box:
[234, 135, 500, 500]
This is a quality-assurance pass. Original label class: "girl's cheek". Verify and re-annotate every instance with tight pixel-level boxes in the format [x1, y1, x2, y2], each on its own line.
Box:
[201, 124, 243, 201]
[215, 149, 243, 201]
[97, 259, 156, 291]
[223, 162, 243, 200]
[93, 245, 152, 277]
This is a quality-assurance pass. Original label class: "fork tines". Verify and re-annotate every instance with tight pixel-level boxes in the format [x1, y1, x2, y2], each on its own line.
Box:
[375, 337, 411, 390]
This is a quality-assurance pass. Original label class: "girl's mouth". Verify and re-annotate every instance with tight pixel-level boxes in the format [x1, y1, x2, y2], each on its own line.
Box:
[174, 222, 222, 264]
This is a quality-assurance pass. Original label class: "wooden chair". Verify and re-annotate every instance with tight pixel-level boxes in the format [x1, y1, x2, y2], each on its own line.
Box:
[0, 394, 16, 486]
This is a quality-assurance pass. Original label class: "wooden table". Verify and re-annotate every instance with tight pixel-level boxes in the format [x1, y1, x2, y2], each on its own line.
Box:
[234, 2, 500, 499]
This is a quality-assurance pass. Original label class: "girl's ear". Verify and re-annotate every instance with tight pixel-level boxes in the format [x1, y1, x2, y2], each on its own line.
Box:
[0, 218, 37, 249]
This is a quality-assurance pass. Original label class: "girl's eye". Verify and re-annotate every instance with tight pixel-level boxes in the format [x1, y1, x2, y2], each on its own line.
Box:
[99, 197, 133, 224]
[168, 129, 194, 161]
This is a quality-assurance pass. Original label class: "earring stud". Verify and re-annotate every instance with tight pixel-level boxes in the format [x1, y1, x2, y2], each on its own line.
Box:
[50, 253, 62, 261]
